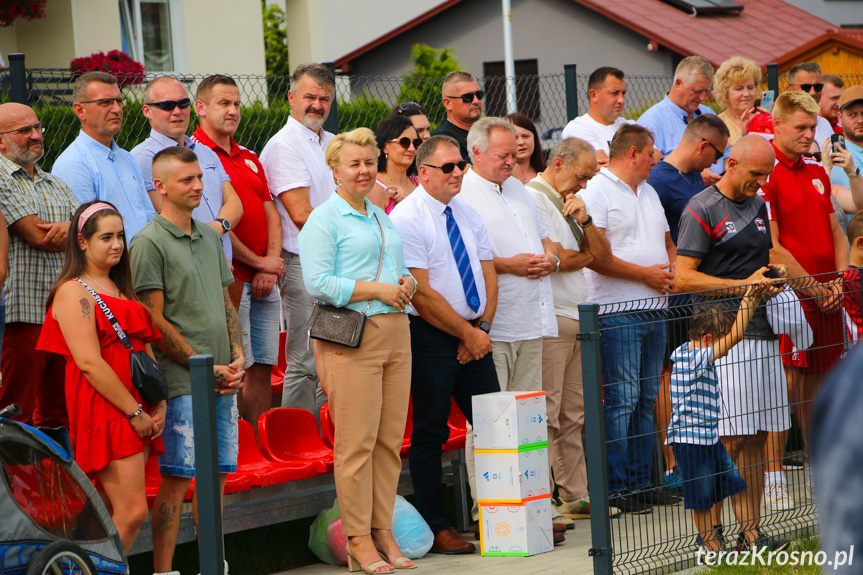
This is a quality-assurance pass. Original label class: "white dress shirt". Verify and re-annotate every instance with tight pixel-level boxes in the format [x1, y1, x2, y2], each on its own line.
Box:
[577, 167, 670, 310]
[458, 169, 557, 341]
[561, 114, 633, 155]
[389, 187, 492, 320]
[528, 174, 589, 321]
[260, 116, 335, 254]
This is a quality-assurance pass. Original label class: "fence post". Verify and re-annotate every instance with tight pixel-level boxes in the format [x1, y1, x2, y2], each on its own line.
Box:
[190, 354, 225, 575]
[766, 63, 779, 95]
[324, 61, 340, 134]
[578, 302, 612, 575]
[9, 53, 27, 105]
[564, 64, 578, 122]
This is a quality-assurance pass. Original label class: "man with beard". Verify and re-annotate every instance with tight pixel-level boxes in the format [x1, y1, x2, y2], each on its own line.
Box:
[259, 63, 335, 419]
[829, 86, 863, 193]
[0, 103, 77, 425]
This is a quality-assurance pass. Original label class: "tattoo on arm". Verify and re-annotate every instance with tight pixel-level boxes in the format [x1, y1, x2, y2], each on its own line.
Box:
[138, 288, 196, 366]
[80, 298, 91, 320]
[138, 290, 154, 309]
[224, 289, 243, 361]
[152, 502, 178, 537]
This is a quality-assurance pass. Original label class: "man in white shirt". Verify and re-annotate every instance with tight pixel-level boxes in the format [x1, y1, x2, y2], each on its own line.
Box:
[527, 138, 613, 523]
[259, 63, 335, 418]
[390, 135, 499, 555]
[458, 117, 559, 393]
[561, 67, 632, 168]
[576, 123, 679, 514]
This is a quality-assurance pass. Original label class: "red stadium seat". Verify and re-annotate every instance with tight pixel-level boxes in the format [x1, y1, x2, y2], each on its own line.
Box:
[320, 402, 335, 450]
[234, 419, 317, 486]
[259, 408, 334, 473]
[400, 399, 414, 459]
[145, 451, 254, 508]
[443, 399, 468, 451]
[271, 331, 287, 397]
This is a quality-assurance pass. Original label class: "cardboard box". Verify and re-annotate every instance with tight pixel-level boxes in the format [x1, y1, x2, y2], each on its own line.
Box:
[475, 445, 551, 502]
[472, 391, 547, 450]
[478, 496, 554, 556]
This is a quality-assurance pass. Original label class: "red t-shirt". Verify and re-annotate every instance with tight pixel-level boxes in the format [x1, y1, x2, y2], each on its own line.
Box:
[759, 141, 837, 279]
[193, 127, 272, 283]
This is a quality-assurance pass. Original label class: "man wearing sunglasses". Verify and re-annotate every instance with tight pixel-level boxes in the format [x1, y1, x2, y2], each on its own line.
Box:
[431, 71, 484, 163]
[53, 72, 155, 241]
[131, 76, 242, 262]
[786, 62, 834, 156]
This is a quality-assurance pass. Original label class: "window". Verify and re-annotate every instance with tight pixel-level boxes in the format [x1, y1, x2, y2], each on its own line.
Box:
[658, 0, 744, 16]
[119, 0, 179, 71]
[482, 59, 540, 120]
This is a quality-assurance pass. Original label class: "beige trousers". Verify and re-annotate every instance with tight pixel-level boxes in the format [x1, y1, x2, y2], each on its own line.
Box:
[542, 316, 588, 501]
[314, 313, 411, 536]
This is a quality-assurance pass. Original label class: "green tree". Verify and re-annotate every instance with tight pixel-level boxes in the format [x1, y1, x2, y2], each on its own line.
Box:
[262, 1, 290, 99]
[397, 44, 461, 128]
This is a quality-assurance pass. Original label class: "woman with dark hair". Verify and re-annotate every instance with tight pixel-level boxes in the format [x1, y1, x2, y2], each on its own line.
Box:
[387, 102, 431, 142]
[507, 113, 546, 183]
[369, 116, 422, 213]
[37, 200, 164, 553]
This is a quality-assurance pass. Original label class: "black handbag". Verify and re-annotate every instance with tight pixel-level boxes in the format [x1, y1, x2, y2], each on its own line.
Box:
[307, 214, 385, 349]
[76, 278, 169, 404]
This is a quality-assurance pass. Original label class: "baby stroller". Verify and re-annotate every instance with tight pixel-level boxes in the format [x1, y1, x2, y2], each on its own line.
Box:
[0, 404, 127, 575]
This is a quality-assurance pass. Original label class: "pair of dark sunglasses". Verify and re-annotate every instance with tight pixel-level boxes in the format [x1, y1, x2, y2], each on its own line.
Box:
[397, 102, 422, 113]
[702, 138, 724, 162]
[389, 136, 423, 150]
[146, 98, 192, 111]
[423, 160, 468, 174]
[793, 83, 824, 93]
[446, 90, 484, 104]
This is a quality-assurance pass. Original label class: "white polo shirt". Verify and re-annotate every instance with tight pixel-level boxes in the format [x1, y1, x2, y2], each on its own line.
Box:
[458, 169, 557, 342]
[389, 187, 492, 320]
[528, 174, 589, 321]
[260, 116, 335, 254]
[561, 114, 633, 155]
[576, 167, 670, 310]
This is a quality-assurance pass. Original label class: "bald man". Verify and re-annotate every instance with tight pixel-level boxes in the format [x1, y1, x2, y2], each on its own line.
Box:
[0, 103, 77, 426]
[675, 135, 790, 550]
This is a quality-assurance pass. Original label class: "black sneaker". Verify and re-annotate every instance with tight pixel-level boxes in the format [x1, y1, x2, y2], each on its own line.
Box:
[610, 493, 652, 515]
[782, 454, 805, 471]
[634, 488, 682, 506]
[736, 530, 790, 552]
[713, 524, 727, 549]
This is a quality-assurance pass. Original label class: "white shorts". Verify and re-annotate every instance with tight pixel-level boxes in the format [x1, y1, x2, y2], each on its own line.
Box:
[715, 338, 790, 437]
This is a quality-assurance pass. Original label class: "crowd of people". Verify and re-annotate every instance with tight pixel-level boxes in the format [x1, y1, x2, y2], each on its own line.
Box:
[0, 54, 861, 574]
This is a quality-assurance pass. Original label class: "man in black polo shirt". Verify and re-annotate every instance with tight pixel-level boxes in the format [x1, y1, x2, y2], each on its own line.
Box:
[675, 135, 789, 551]
[431, 71, 483, 162]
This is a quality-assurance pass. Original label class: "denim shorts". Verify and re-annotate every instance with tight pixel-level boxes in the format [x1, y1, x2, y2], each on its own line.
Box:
[239, 282, 281, 369]
[671, 441, 747, 510]
[159, 393, 239, 478]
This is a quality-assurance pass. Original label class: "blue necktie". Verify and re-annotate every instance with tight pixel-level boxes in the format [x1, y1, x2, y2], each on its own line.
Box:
[444, 206, 480, 312]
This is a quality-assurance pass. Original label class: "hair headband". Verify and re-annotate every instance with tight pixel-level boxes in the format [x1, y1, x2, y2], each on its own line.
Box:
[78, 202, 115, 233]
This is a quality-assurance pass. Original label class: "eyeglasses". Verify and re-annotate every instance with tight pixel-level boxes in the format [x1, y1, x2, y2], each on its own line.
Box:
[145, 98, 192, 111]
[389, 137, 423, 150]
[0, 122, 46, 136]
[79, 97, 127, 108]
[804, 151, 822, 162]
[702, 138, 724, 161]
[397, 102, 422, 114]
[791, 83, 824, 93]
[446, 90, 484, 104]
[423, 160, 469, 174]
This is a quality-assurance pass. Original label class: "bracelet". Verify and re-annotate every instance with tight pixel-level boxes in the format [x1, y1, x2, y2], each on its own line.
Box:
[848, 166, 861, 178]
[581, 215, 593, 229]
[126, 404, 143, 420]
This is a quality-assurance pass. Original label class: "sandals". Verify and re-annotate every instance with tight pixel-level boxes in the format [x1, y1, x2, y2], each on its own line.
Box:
[345, 543, 393, 574]
[383, 554, 417, 570]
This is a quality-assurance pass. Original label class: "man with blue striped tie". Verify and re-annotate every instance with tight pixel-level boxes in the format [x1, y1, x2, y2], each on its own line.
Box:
[390, 135, 500, 555]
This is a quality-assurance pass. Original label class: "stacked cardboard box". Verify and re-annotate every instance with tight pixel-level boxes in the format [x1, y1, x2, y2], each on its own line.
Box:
[473, 391, 554, 557]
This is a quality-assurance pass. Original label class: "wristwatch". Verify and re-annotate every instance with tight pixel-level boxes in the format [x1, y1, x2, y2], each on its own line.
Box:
[215, 218, 232, 232]
[477, 321, 491, 334]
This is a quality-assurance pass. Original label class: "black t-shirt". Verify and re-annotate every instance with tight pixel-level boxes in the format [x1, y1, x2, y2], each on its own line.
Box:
[431, 119, 470, 162]
[677, 185, 774, 338]
[648, 161, 705, 245]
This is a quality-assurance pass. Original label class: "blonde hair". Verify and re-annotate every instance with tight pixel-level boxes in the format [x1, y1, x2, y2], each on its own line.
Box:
[714, 57, 762, 109]
[773, 91, 820, 122]
[325, 127, 380, 169]
[674, 56, 714, 84]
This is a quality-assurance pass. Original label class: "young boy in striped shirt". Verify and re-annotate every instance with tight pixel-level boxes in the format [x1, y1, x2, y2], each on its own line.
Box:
[667, 282, 774, 553]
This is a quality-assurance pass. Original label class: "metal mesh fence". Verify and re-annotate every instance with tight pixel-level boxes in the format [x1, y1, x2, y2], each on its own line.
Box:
[0, 67, 861, 173]
[580, 276, 861, 574]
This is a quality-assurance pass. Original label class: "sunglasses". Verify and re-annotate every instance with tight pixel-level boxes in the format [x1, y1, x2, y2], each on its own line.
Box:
[146, 98, 192, 111]
[0, 122, 46, 136]
[397, 102, 422, 113]
[389, 137, 423, 150]
[702, 138, 724, 161]
[446, 90, 484, 104]
[79, 97, 127, 108]
[792, 83, 824, 93]
[423, 160, 469, 174]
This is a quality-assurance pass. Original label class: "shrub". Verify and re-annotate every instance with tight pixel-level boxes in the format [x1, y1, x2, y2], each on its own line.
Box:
[0, 0, 47, 27]
[70, 51, 146, 87]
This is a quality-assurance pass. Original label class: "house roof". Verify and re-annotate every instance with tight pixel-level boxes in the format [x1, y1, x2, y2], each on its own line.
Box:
[571, 0, 838, 69]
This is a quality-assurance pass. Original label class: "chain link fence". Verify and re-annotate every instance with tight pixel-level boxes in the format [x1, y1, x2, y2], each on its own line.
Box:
[1, 62, 861, 172]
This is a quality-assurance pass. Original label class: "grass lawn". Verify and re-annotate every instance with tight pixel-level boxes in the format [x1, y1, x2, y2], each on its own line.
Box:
[707, 537, 824, 574]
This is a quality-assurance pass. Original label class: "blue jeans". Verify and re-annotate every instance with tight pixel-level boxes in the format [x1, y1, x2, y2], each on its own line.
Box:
[600, 309, 666, 495]
[159, 393, 239, 478]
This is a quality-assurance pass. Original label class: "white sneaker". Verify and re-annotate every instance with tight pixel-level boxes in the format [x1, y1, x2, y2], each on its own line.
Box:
[764, 482, 795, 510]
[196, 560, 228, 575]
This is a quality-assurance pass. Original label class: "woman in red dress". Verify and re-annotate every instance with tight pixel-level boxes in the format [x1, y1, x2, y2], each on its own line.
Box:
[38, 201, 165, 553]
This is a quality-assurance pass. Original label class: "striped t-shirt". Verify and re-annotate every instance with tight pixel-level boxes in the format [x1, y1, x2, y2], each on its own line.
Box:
[666, 343, 720, 445]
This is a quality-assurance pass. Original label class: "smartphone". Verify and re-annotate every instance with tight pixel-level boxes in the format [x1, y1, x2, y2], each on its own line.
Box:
[832, 133, 846, 152]
[760, 90, 775, 113]
[763, 267, 786, 287]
